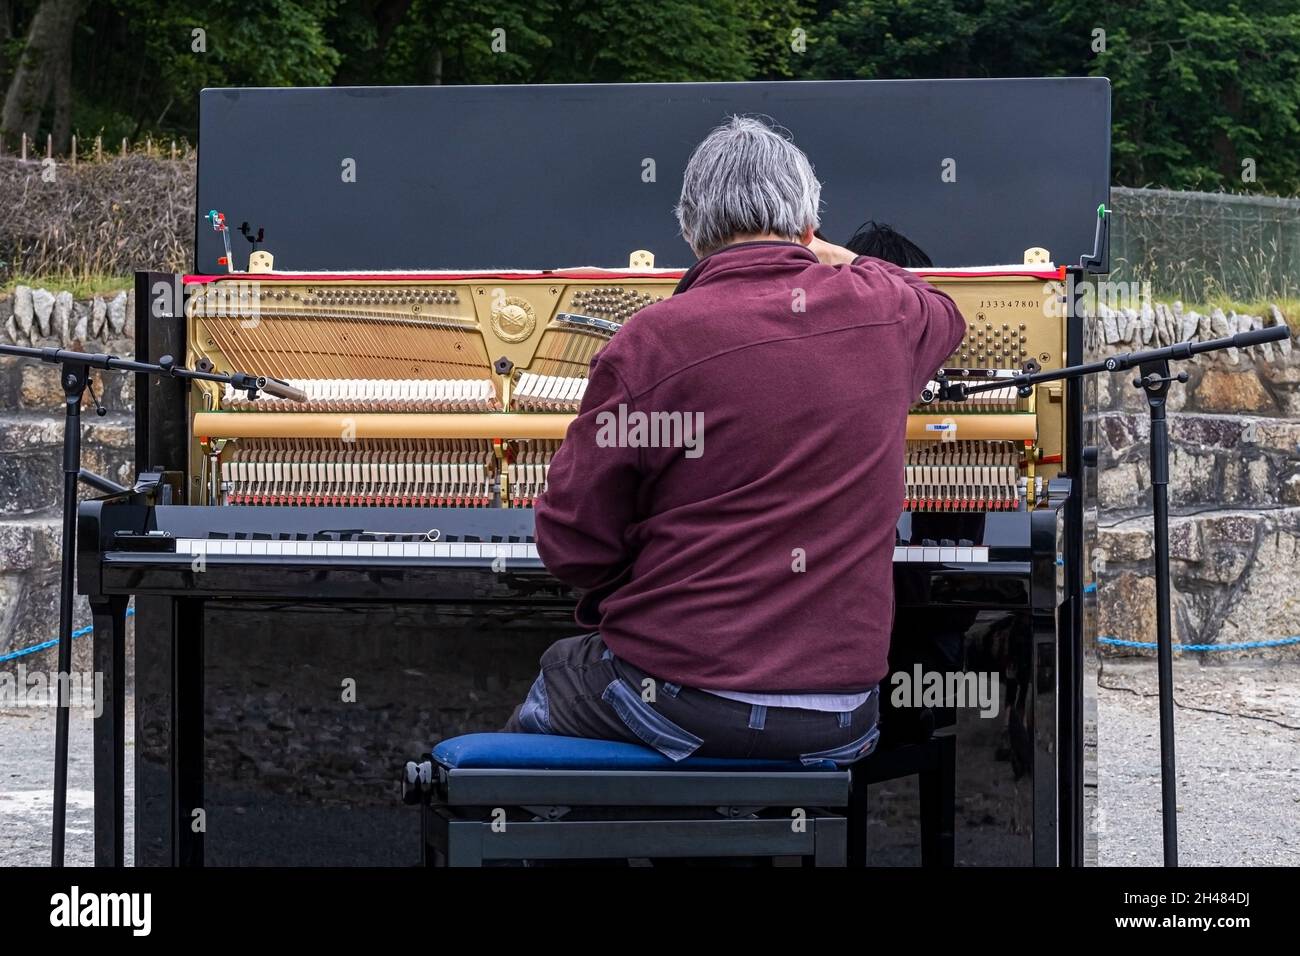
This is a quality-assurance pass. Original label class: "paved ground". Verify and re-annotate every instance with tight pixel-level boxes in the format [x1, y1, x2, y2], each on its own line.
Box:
[0, 701, 135, 867]
[1093, 659, 1300, 866]
[1, 660, 1296, 866]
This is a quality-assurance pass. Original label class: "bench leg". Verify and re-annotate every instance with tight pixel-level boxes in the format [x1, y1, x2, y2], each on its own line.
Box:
[813, 816, 848, 867]
[847, 763, 869, 867]
[420, 802, 433, 866]
[424, 806, 484, 867]
[444, 820, 486, 867]
[919, 734, 956, 867]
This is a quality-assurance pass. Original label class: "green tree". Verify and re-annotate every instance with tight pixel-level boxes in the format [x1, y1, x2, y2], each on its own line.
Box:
[797, 0, 1076, 80]
[797, 0, 1300, 194]
[1, 0, 85, 150]
[70, 0, 340, 142]
[3, 0, 1297, 195]
[1084, 1, 1300, 192]
[368, 0, 810, 86]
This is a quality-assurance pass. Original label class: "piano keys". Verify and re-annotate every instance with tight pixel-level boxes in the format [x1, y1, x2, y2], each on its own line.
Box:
[174, 539, 1001, 564]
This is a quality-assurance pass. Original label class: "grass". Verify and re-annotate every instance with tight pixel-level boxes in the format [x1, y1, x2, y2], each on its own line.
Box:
[1177, 296, 1299, 332]
[1, 273, 133, 299]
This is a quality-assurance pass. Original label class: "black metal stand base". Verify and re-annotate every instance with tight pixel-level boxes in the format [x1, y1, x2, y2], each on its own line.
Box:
[1135, 359, 1187, 866]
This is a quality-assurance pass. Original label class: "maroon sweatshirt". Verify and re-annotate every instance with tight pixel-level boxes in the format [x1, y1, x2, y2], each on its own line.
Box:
[534, 241, 966, 691]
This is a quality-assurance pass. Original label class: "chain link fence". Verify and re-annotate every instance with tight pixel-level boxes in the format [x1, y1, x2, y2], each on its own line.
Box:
[1110, 186, 1300, 305]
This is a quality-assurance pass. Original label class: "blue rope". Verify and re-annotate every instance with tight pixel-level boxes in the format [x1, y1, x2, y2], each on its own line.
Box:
[1098, 635, 1300, 652]
[0, 607, 135, 663]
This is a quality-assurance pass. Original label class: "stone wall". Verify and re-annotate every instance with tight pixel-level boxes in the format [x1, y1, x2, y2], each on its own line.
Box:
[0, 287, 135, 665]
[1083, 303, 1300, 659]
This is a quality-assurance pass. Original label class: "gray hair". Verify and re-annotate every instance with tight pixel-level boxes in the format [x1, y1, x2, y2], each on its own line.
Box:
[675, 116, 822, 257]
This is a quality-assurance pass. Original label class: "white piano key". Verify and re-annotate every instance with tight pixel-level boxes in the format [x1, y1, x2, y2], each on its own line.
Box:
[955, 547, 973, 563]
[972, 547, 989, 562]
[924, 547, 941, 563]
[940, 547, 957, 562]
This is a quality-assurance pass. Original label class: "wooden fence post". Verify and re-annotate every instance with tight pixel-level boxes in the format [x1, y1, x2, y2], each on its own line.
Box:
[71, 134, 77, 167]
[46, 134, 52, 159]
[96, 135, 103, 163]
[21, 132, 27, 161]
[120, 137, 127, 157]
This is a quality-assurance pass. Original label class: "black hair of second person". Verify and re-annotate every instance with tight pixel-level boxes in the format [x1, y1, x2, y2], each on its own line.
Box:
[844, 221, 933, 267]
[810, 224, 933, 267]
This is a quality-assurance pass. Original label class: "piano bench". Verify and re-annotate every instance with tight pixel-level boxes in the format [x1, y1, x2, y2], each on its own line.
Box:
[404, 733, 851, 867]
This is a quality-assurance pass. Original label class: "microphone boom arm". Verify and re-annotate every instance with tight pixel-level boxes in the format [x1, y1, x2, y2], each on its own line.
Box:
[932, 325, 1290, 403]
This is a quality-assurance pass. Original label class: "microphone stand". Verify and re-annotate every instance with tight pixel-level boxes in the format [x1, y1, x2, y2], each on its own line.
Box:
[0, 342, 303, 867]
[930, 323, 1291, 867]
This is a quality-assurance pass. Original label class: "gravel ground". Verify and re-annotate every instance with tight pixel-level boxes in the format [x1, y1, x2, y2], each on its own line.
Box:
[0, 701, 135, 867]
[1094, 659, 1300, 866]
[1, 660, 1296, 867]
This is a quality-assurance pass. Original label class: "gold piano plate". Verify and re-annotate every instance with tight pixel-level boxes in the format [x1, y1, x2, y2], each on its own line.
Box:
[184, 266, 1067, 507]
[186, 273, 678, 391]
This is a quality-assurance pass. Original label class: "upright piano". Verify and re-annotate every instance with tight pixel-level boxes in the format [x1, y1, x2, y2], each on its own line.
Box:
[78, 79, 1109, 866]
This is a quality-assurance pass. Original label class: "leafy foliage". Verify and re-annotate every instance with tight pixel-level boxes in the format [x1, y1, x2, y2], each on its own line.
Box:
[1088, 0, 1300, 192]
[0, 0, 1296, 193]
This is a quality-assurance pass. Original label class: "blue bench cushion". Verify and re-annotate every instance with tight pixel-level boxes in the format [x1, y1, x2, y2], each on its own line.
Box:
[432, 733, 837, 772]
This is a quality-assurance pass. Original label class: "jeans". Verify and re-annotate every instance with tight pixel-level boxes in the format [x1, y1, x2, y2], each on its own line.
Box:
[503, 633, 879, 764]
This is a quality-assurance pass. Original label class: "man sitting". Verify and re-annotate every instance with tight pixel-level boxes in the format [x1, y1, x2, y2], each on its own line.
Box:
[504, 116, 966, 763]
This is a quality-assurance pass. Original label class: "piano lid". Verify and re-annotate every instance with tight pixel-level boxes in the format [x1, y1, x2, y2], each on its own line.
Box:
[195, 79, 1111, 274]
